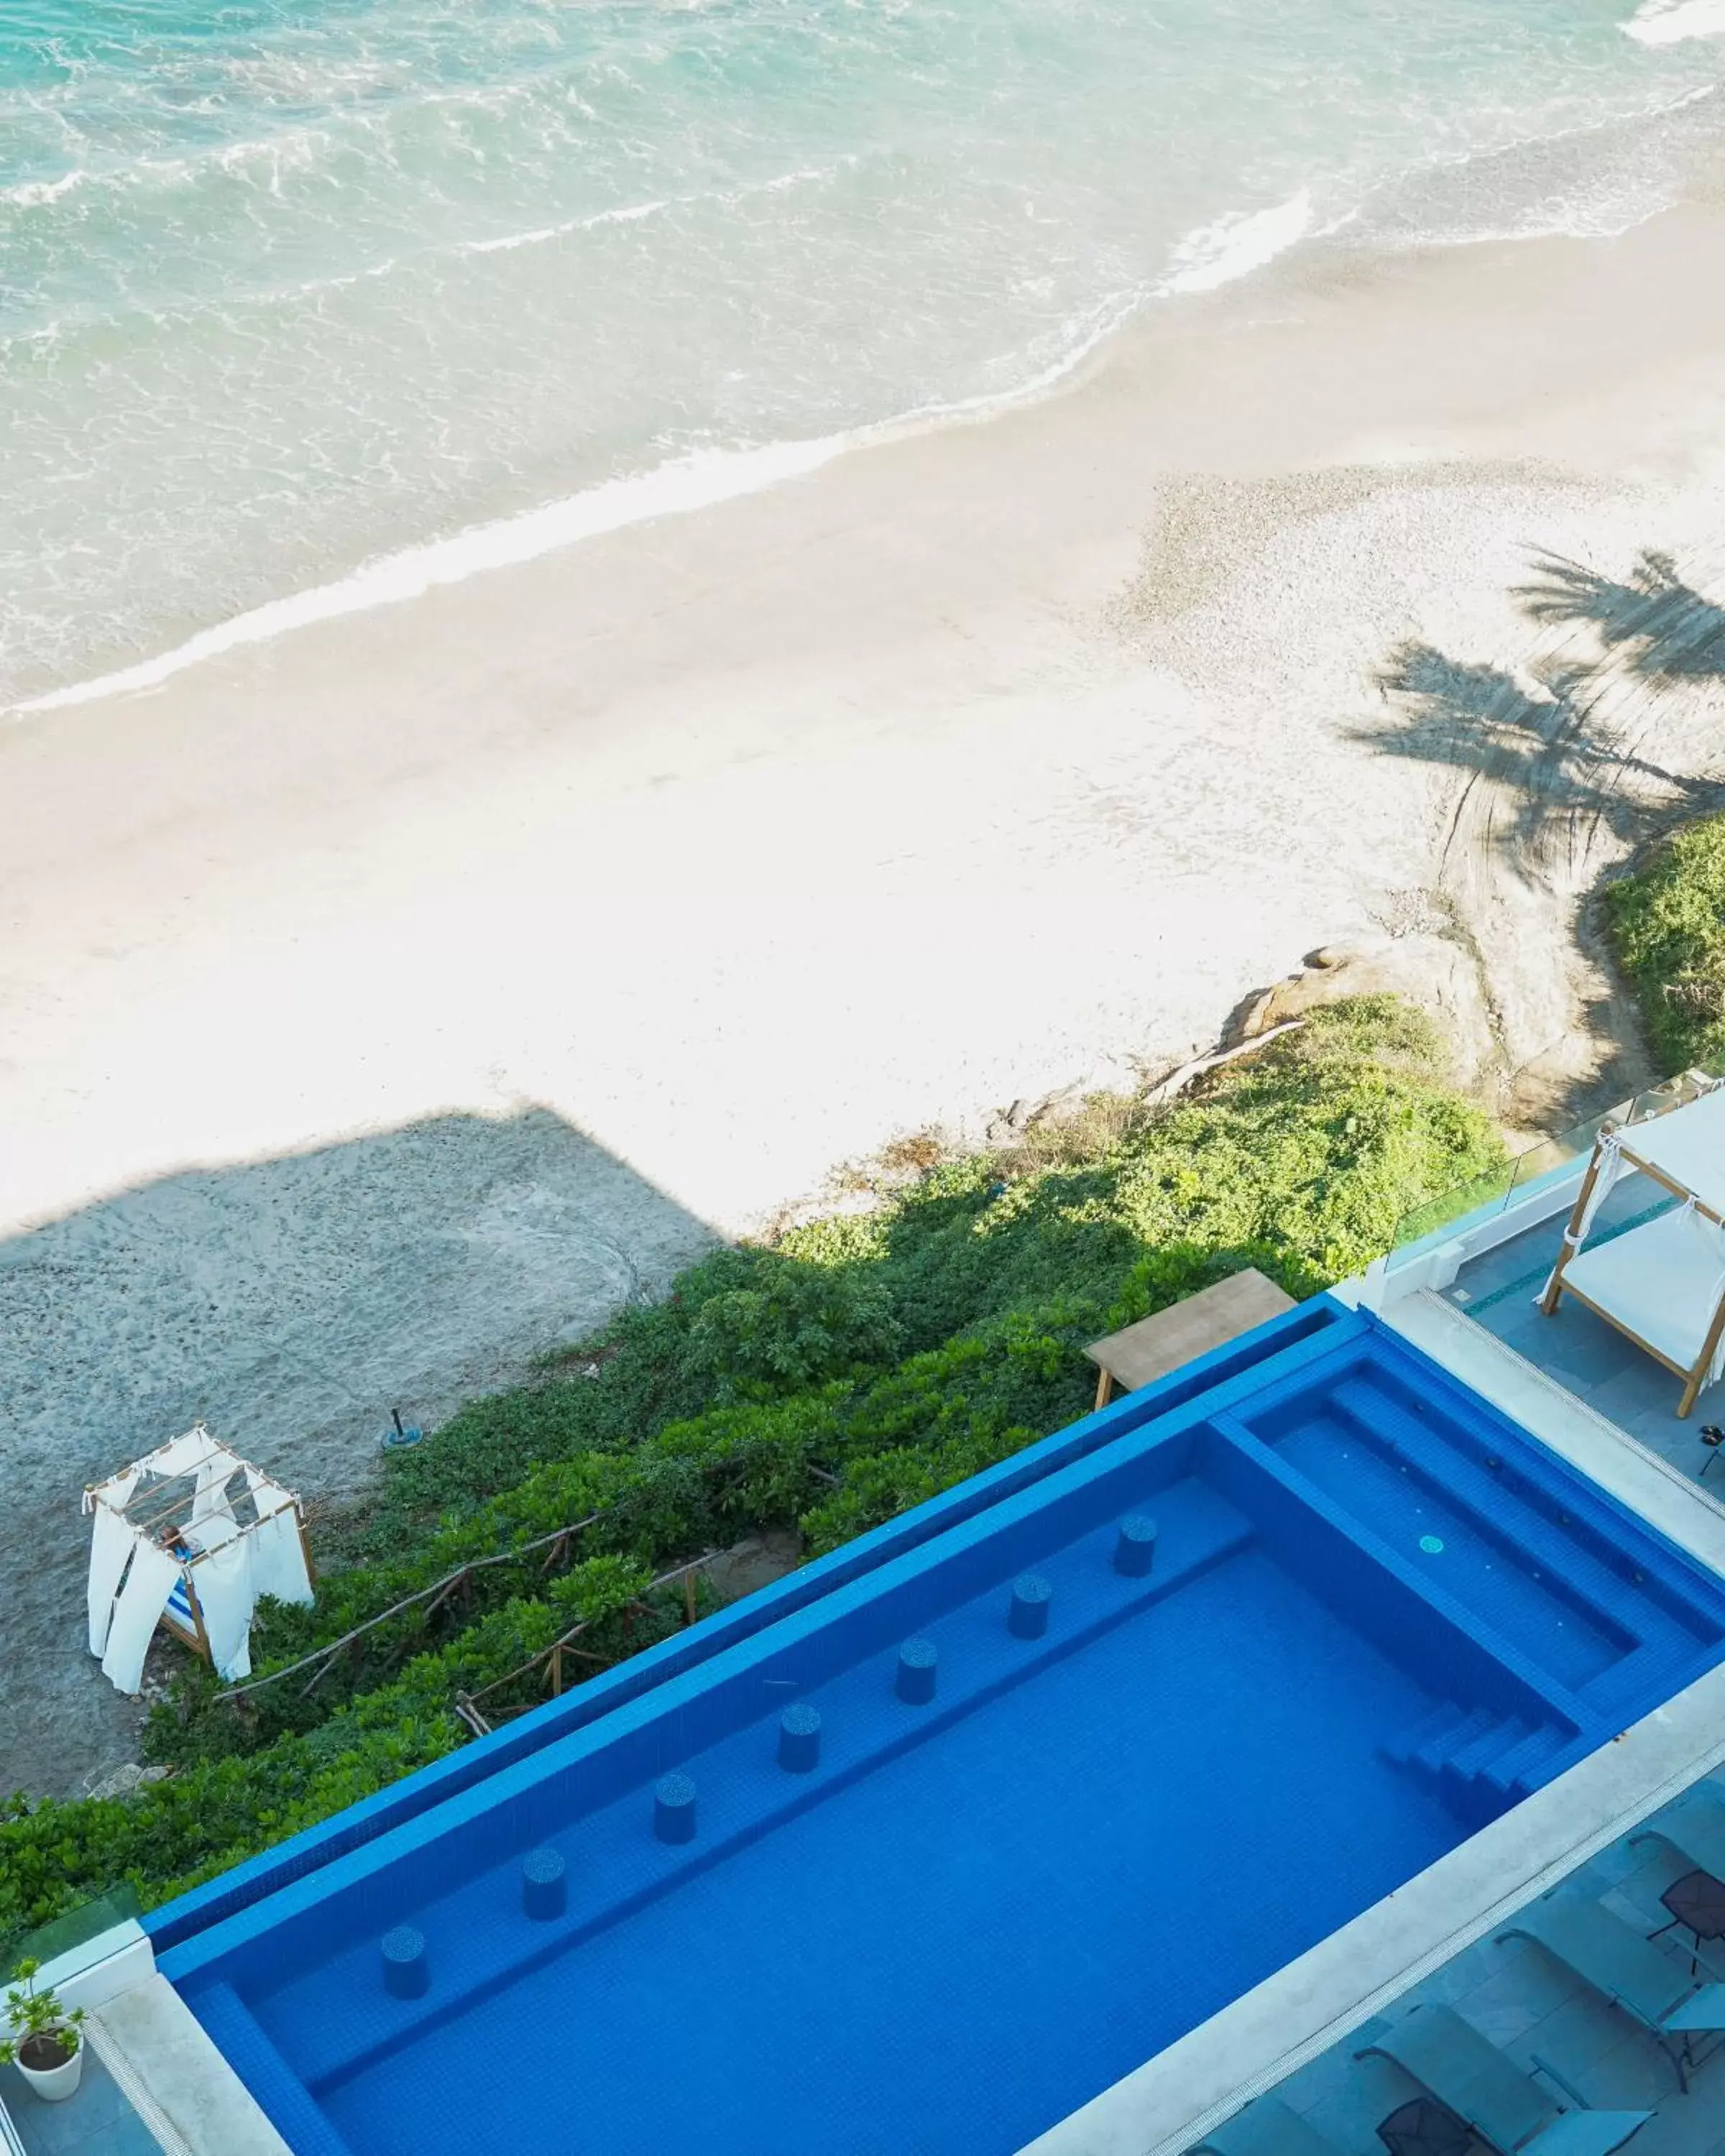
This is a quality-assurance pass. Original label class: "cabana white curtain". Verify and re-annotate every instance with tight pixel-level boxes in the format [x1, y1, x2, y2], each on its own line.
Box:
[246, 1476, 315, 1607]
[1675, 1203, 1725, 1389]
[1538, 1130, 1627, 1303]
[85, 1466, 140, 1655]
[193, 1534, 258, 1676]
[100, 1542, 181, 1694]
[85, 1428, 313, 1691]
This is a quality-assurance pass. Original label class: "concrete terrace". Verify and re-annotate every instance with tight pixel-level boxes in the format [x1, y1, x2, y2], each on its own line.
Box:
[1251, 1776, 1725, 2156]
[1, 2047, 160, 2156]
[1439, 1173, 1725, 1493]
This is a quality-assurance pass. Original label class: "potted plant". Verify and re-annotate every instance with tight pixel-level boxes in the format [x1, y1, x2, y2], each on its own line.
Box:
[0, 1960, 86, 2102]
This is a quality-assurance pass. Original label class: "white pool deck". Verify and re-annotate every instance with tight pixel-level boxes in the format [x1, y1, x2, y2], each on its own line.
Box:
[16, 1152, 1725, 2156]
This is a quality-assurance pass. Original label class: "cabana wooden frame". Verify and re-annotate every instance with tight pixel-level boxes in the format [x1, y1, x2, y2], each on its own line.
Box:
[1540, 1075, 1725, 1419]
[85, 1426, 316, 1667]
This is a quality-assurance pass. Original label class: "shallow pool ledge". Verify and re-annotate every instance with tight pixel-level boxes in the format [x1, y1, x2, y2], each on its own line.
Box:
[1018, 1652, 1725, 2156]
[1381, 1286, 1725, 1570]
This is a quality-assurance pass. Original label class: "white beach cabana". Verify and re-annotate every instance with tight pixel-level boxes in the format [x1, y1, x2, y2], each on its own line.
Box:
[1540, 1079, 1725, 1417]
[85, 1424, 315, 1693]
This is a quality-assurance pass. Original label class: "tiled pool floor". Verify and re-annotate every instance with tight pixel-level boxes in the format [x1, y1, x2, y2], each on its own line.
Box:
[1264, 1777, 1725, 2156]
[1, 2047, 161, 2156]
[1443, 1183, 1725, 1494]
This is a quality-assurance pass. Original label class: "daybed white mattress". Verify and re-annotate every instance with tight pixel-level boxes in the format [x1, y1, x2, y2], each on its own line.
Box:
[1563, 1202, 1725, 1372]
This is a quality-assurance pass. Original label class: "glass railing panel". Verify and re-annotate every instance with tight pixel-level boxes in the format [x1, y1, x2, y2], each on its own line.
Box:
[1382, 1066, 1725, 1269]
[0, 1884, 142, 1981]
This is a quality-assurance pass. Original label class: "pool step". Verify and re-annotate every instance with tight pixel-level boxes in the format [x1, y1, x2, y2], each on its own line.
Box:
[1381, 1700, 1473, 1769]
[1382, 1698, 1570, 1827]
[1478, 1719, 1572, 1801]
[1582, 1637, 1709, 1723]
[1445, 1710, 1535, 1785]
[1421, 1706, 1499, 1780]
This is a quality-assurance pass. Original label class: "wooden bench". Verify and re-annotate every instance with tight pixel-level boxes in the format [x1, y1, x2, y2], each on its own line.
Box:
[1083, 1267, 1296, 1410]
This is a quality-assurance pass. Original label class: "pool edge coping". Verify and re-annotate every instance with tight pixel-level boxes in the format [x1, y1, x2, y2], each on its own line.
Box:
[95, 1973, 291, 2156]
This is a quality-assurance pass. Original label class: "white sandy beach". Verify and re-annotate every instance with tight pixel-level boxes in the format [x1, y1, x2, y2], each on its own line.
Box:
[6, 196, 1725, 1795]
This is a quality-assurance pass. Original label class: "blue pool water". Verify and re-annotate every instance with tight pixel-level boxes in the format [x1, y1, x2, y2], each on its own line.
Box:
[4, 0, 1724, 706]
[321, 1558, 1454, 2156]
[157, 1306, 1725, 2156]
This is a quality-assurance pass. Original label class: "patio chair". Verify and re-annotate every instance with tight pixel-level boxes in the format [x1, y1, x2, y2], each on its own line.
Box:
[1357, 2003, 1650, 2155]
[1498, 1886, 1725, 2090]
[1192, 2091, 1346, 2155]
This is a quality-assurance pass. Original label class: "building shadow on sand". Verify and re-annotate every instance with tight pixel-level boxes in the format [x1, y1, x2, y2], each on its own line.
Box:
[0, 1106, 715, 1801]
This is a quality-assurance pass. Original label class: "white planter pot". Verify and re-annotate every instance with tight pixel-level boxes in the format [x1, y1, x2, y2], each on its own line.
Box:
[15, 2030, 83, 2103]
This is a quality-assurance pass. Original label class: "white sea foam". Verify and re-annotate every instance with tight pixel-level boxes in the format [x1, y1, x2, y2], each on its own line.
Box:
[1156, 191, 1315, 297]
[0, 131, 334, 211]
[1352, 78, 1719, 253]
[1623, 0, 1725, 43]
[11, 279, 1141, 717]
[461, 164, 851, 257]
[1, 168, 88, 208]
[5, 188, 1316, 717]
[464, 200, 671, 253]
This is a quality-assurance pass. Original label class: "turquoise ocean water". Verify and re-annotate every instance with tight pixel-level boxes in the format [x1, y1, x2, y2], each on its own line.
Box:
[1, 0, 1722, 706]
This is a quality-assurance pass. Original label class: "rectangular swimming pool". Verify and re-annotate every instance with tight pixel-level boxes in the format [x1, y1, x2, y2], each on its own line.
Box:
[156, 1306, 1725, 2156]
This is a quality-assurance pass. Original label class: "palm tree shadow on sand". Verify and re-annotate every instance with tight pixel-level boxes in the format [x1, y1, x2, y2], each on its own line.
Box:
[1351, 544, 1725, 883]
[1356, 638, 1714, 879]
[1514, 548, 1725, 681]
[1348, 545, 1725, 1120]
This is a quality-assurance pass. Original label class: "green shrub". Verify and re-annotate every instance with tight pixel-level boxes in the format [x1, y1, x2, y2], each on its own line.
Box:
[681, 1255, 903, 1402]
[1606, 814, 1725, 1072]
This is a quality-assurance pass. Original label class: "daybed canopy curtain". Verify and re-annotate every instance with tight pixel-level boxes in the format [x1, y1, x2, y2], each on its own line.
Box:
[85, 1425, 315, 1692]
[1541, 1080, 1725, 1418]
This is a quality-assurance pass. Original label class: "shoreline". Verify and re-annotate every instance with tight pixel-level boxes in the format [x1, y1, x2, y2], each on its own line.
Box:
[16, 73, 1725, 726]
[7, 190, 1725, 1795]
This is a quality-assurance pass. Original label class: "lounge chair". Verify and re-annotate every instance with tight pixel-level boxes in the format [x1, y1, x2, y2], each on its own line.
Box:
[1357, 2002, 1649, 2154]
[1631, 1784, 1725, 1885]
[1192, 2092, 1346, 2155]
[1499, 1886, 1725, 2089]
